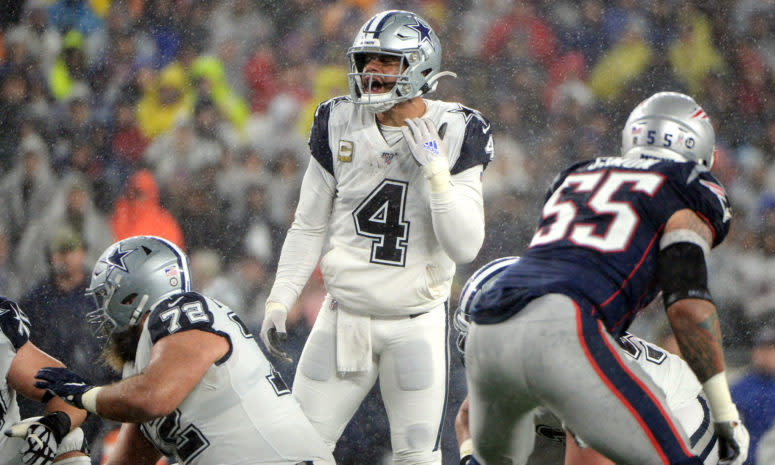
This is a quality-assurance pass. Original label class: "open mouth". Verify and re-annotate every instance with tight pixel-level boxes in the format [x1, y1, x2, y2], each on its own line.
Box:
[364, 78, 390, 94]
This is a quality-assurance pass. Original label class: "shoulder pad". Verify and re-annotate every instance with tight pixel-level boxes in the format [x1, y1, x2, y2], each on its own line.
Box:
[148, 292, 217, 344]
[308, 96, 349, 176]
[545, 160, 592, 201]
[0, 298, 30, 350]
[659, 163, 732, 246]
[448, 105, 494, 174]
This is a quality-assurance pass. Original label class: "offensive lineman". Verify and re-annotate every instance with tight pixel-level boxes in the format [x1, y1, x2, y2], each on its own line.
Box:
[34, 236, 334, 465]
[453, 257, 718, 465]
[0, 297, 89, 465]
[260, 9, 492, 464]
[465, 92, 749, 465]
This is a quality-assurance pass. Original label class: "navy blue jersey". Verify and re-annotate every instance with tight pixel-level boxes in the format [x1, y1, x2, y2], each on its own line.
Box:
[472, 155, 732, 336]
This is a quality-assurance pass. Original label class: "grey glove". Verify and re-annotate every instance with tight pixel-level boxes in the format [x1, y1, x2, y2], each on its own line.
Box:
[260, 302, 291, 362]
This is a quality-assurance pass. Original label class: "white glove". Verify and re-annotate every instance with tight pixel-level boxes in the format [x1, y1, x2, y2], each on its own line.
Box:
[5, 412, 70, 465]
[56, 427, 88, 456]
[260, 302, 291, 361]
[716, 418, 749, 465]
[401, 118, 451, 192]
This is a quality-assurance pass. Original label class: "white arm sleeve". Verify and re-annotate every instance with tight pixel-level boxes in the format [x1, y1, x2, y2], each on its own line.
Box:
[430, 165, 485, 264]
[266, 158, 335, 309]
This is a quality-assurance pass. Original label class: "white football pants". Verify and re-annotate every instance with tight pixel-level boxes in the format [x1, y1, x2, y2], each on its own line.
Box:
[293, 295, 449, 465]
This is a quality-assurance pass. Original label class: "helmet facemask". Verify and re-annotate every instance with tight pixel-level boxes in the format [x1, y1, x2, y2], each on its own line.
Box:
[347, 10, 456, 113]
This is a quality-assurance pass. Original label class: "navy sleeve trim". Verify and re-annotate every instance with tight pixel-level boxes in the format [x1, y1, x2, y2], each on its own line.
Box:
[449, 106, 494, 175]
[0, 298, 30, 350]
[149, 293, 214, 342]
[308, 97, 347, 176]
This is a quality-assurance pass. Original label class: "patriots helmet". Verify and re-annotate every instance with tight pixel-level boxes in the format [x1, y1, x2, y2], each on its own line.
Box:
[454, 256, 520, 357]
[621, 92, 716, 169]
[86, 235, 190, 337]
[347, 10, 456, 113]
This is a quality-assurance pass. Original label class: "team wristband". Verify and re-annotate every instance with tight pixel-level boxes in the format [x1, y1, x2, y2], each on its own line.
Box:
[459, 437, 473, 464]
[702, 372, 738, 422]
[81, 387, 102, 415]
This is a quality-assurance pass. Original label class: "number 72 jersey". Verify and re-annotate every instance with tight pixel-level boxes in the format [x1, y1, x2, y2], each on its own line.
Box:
[472, 155, 731, 335]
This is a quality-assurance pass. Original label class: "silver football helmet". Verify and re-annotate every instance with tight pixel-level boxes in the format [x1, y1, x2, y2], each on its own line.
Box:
[454, 256, 519, 357]
[86, 235, 190, 336]
[347, 10, 456, 113]
[621, 92, 716, 168]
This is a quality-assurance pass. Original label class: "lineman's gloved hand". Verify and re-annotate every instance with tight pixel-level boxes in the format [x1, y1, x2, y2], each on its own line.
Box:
[402, 118, 451, 192]
[5, 412, 71, 465]
[261, 302, 291, 362]
[33, 368, 94, 411]
[716, 416, 749, 465]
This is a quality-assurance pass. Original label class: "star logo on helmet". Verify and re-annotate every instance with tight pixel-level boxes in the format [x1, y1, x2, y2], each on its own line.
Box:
[406, 18, 433, 47]
[105, 245, 136, 273]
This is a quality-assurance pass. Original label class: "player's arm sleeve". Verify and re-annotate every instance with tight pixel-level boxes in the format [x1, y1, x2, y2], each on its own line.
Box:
[430, 165, 485, 264]
[266, 157, 335, 309]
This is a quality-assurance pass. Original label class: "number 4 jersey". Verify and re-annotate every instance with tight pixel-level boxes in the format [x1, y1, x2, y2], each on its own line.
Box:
[282, 97, 492, 317]
[126, 292, 333, 465]
[472, 154, 732, 336]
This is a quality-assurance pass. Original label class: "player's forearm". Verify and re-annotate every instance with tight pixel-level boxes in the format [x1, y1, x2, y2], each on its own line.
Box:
[666, 299, 725, 383]
[91, 376, 177, 423]
[430, 167, 485, 264]
[268, 159, 334, 308]
[268, 227, 328, 309]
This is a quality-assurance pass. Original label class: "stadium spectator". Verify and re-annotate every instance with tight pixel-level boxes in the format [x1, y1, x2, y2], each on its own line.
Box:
[0, 132, 56, 246]
[18, 225, 114, 445]
[15, 174, 112, 291]
[110, 169, 185, 250]
[136, 63, 193, 139]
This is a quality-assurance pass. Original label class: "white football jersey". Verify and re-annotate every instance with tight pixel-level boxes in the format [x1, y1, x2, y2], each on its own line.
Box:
[0, 301, 30, 465]
[310, 97, 493, 316]
[126, 292, 333, 465]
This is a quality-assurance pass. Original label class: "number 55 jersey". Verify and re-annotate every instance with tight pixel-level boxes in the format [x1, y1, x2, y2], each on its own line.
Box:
[126, 292, 334, 465]
[472, 154, 731, 335]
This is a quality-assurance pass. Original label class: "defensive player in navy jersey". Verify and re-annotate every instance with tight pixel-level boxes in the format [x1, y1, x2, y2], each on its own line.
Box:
[465, 92, 748, 465]
[260, 10, 492, 464]
[33, 236, 334, 465]
[453, 258, 718, 465]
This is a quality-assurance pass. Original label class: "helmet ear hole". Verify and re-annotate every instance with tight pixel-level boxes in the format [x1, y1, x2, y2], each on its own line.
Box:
[122, 293, 138, 305]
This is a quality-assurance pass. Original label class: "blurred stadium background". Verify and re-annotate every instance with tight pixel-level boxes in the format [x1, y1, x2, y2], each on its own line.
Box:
[0, 0, 774, 463]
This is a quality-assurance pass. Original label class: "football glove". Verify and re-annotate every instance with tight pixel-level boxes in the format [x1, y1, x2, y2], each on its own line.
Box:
[260, 302, 291, 362]
[34, 368, 94, 410]
[716, 419, 749, 465]
[5, 412, 70, 465]
[401, 118, 451, 191]
[56, 426, 88, 456]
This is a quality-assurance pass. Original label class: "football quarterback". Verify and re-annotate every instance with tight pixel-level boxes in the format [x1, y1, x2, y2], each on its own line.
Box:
[261, 9, 493, 464]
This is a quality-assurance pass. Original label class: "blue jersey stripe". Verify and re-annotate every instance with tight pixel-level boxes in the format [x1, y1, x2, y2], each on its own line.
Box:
[577, 308, 696, 464]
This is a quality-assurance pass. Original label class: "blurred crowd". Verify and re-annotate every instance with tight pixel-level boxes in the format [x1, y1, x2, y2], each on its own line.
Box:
[1, 0, 775, 463]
